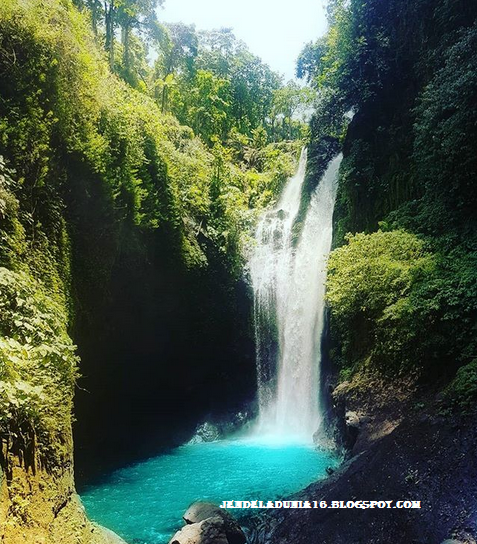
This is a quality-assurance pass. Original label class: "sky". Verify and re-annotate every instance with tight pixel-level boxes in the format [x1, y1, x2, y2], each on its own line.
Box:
[157, 0, 328, 81]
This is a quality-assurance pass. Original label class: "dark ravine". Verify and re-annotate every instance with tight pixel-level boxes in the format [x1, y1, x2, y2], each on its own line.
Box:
[73, 251, 257, 483]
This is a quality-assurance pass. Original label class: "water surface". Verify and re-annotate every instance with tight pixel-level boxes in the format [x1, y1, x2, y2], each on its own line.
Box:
[81, 438, 337, 544]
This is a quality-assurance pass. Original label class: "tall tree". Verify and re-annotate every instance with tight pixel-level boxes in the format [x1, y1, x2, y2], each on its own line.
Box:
[272, 81, 314, 139]
[153, 23, 198, 112]
[116, 0, 164, 85]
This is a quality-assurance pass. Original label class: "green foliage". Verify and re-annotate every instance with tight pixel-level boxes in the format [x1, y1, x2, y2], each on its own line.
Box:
[0, 268, 78, 464]
[270, 81, 315, 141]
[413, 24, 477, 228]
[296, 39, 328, 83]
[0, 0, 300, 287]
[153, 22, 198, 112]
[151, 25, 311, 146]
[327, 231, 430, 321]
[443, 360, 477, 415]
[74, 2, 311, 150]
[327, 229, 477, 394]
[75, 0, 164, 78]
[0, 158, 26, 270]
[326, 231, 434, 372]
[179, 69, 232, 145]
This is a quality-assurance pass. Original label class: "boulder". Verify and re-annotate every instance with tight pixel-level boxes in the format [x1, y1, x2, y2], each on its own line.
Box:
[188, 423, 221, 444]
[184, 503, 225, 524]
[176, 502, 246, 544]
[169, 516, 228, 544]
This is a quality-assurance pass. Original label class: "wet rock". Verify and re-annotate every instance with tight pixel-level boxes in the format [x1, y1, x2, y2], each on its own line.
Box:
[359, 414, 372, 425]
[345, 411, 360, 428]
[188, 423, 221, 444]
[188, 413, 252, 445]
[96, 525, 129, 543]
[418, 413, 430, 423]
[169, 516, 228, 544]
[344, 411, 360, 447]
[175, 502, 246, 544]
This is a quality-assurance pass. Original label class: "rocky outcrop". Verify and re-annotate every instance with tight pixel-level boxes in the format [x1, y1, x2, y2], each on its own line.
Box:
[246, 377, 477, 544]
[96, 526, 128, 543]
[170, 502, 246, 544]
[0, 431, 126, 544]
[170, 517, 229, 544]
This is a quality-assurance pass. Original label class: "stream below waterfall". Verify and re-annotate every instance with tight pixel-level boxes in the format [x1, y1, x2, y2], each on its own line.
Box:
[81, 151, 342, 544]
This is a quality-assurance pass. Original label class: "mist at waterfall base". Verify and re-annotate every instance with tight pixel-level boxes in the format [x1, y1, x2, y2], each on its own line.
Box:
[80, 152, 342, 544]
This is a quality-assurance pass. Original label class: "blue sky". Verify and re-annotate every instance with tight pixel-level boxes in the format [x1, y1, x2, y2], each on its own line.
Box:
[157, 0, 328, 81]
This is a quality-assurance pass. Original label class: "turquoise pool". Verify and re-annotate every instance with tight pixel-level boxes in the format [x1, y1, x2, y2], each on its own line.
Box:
[81, 437, 337, 544]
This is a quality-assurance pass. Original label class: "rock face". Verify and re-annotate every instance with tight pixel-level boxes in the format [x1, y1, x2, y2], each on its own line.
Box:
[187, 423, 221, 444]
[169, 517, 228, 544]
[169, 502, 246, 544]
[344, 411, 360, 428]
[0, 437, 126, 544]
[251, 385, 477, 544]
[97, 525, 129, 544]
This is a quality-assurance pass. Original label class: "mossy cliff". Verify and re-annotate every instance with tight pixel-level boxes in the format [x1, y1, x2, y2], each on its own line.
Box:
[0, 165, 117, 542]
[296, 0, 477, 416]
[0, 0, 299, 539]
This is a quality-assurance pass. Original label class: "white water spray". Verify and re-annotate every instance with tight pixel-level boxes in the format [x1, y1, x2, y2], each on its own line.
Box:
[249, 150, 342, 441]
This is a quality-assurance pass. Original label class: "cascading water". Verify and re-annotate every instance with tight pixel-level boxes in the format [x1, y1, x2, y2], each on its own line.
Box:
[249, 149, 343, 441]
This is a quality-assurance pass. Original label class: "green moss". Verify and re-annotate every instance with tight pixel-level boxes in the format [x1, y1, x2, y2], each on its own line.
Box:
[443, 360, 477, 415]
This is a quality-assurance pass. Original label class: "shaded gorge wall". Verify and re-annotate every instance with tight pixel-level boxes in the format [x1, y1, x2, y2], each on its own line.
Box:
[71, 210, 257, 482]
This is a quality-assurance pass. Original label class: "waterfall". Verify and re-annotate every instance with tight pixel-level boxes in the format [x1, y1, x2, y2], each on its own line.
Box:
[249, 150, 342, 441]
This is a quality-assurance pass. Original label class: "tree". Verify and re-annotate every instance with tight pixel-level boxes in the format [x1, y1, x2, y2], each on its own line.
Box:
[197, 29, 282, 136]
[296, 38, 327, 83]
[186, 70, 231, 145]
[74, 0, 163, 77]
[116, 0, 164, 85]
[196, 28, 243, 78]
[271, 81, 313, 139]
[153, 22, 198, 112]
